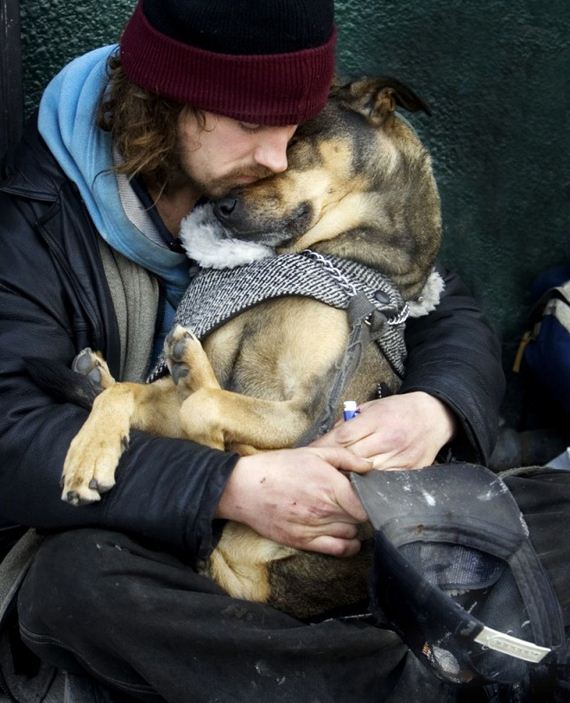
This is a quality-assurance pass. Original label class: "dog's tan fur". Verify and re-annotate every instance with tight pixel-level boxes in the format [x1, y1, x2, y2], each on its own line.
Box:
[62, 78, 442, 618]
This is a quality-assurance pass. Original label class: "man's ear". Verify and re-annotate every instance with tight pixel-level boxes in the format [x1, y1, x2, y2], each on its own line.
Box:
[332, 77, 431, 126]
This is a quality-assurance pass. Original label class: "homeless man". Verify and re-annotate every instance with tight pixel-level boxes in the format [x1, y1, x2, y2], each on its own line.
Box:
[0, 1, 541, 701]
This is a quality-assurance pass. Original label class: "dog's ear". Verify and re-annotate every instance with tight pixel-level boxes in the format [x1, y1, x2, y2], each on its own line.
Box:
[332, 77, 431, 125]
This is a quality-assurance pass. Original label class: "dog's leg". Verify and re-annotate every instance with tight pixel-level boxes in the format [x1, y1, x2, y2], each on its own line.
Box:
[165, 326, 226, 450]
[63, 384, 138, 504]
[180, 389, 310, 451]
[165, 326, 221, 397]
[163, 329, 303, 598]
[203, 522, 296, 603]
[62, 376, 180, 505]
[206, 521, 372, 615]
[71, 347, 116, 391]
[175, 382, 313, 451]
[164, 326, 314, 451]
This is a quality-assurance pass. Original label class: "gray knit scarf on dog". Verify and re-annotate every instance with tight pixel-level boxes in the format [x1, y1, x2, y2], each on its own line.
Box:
[148, 250, 408, 380]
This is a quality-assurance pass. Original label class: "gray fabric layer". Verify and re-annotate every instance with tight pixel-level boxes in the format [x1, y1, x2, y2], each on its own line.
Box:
[98, 239, 159, 382]
[148, 252, 407, 382]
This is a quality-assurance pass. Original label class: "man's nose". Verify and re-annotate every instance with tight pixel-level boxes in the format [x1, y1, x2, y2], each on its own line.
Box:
[253, 126, 296, 174]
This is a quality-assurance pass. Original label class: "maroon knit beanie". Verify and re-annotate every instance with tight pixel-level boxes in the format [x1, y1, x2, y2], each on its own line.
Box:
[120, 0, 336, 125]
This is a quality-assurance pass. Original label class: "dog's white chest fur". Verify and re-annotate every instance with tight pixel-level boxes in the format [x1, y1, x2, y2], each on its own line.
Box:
[179, 204, 275, 269]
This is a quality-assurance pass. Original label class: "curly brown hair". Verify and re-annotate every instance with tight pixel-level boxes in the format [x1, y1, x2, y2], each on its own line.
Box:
[97, 52, 204, 195]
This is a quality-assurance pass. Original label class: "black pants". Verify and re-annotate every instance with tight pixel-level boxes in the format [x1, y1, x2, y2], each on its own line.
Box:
[16, 469, 570, 703]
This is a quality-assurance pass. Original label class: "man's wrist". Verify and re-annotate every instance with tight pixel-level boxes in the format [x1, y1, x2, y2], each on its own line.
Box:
[214, 456, 252, 522]
[413, 391, 457, 446]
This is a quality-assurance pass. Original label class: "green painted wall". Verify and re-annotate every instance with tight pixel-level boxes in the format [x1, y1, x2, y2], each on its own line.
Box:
[19, 0, 570, 418]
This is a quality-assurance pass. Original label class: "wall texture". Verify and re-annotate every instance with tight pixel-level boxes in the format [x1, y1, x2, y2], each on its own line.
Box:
[19, 0, 570, 418]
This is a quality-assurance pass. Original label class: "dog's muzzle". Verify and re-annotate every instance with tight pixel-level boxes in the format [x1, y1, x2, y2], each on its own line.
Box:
[214, 197, 245, 231]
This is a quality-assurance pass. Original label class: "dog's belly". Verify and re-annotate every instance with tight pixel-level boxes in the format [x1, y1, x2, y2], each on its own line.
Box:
[204, 297, 392, 409]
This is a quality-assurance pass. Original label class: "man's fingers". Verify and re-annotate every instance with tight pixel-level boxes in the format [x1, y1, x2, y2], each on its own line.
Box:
[337, 484, 368, 522]
[304, 446, 371, 522]
[310, 413, 375, 447]
[305, 535, 362, 558]
[338, 434, 388, 460]
[370, 452, 398, 469]
[308, 446, 373, 473]
[320, 522, 359, 540]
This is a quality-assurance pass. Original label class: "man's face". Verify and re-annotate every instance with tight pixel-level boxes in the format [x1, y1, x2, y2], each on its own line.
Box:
[176, 109, 298, 199]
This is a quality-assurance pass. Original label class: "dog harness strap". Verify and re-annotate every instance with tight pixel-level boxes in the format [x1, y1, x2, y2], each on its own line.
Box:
[147, 252, 409, 382]
[295, 292, 376, 444]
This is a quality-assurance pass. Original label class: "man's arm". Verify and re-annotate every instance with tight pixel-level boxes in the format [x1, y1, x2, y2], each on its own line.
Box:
[312, 268, 505, 468]
[0, 189, 240, 560]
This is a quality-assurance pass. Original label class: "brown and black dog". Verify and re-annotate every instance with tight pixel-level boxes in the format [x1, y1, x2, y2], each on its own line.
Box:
[60, 78, 442, 619]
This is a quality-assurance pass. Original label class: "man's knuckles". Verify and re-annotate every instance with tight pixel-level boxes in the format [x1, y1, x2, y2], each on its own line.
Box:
[309, 536, 362, 558]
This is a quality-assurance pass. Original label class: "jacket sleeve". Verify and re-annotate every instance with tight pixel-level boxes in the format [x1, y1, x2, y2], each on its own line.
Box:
[400, 267, 505, 464]
[0, 192, 237, 562]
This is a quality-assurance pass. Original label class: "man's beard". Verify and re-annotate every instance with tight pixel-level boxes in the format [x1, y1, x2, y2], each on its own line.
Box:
[184, 166, 274, 200]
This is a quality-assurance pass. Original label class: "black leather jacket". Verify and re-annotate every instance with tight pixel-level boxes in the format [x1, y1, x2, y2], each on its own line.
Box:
[0, 123, 505, 558]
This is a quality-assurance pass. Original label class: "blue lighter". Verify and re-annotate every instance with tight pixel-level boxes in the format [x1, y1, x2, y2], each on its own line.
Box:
[343, 400, 359, 421]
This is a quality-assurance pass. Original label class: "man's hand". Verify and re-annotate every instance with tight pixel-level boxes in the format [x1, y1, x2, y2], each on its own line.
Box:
[215, 447, 371, 557]
[311, 392, 456, 470]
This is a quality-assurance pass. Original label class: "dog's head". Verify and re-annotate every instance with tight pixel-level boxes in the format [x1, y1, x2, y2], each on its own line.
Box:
[207, 78, 442, 298]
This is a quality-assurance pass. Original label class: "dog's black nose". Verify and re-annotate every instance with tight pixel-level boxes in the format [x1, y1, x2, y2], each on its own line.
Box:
[214, 198, 238, 222]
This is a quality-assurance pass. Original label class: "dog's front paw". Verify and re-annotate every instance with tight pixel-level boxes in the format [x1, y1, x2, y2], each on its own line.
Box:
[164, 326, 198, 385]
[72, 348, 115, 393]
[61, 386, 131, 505]
[61, 419, 126, 505]
[164, 325, 219, 392]
[61, 440, 125, 505]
